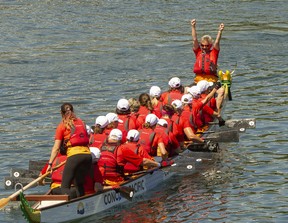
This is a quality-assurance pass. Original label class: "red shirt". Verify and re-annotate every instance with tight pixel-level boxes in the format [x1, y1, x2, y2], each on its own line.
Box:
[201, 93, 216, 123]
[202, 104, 215, 124]
[120, 141, 152, 173]
[171, 113, 191, 143]
[192, 98, 205, 129]
[136, 106, 154, 129]
[122, 141, 152, 159]
[181, 105, 197, 133]
[154, 125, 169, 147]
[116, 145, 143, 167]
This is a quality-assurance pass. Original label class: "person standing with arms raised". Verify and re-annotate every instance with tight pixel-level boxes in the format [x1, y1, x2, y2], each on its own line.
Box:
[191, 19, 225, 113]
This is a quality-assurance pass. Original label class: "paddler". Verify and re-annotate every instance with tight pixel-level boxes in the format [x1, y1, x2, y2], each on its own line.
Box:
[97, 129, 161, 186]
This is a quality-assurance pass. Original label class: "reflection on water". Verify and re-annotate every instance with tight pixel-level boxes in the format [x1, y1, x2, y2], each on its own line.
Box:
[0, 0, 288, 222]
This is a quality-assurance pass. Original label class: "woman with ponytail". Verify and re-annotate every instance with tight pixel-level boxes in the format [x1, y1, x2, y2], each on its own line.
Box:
[46, 103, 92, 198]
[136, 93, 154, 129]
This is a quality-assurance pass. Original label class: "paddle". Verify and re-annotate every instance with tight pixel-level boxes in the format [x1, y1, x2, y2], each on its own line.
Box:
[115, 186, 135, 201]
[125, 159, 196, 177]
[204, 129, 239, 142]
[209, 118, 256, 132]
[10, 168, 41, 179]
[184, 141, 219, 152]
[0, 161, 66, 210]
[103, 185, 135, 201]
[4, 176, 51, 190]
[188, 129, 239, 144]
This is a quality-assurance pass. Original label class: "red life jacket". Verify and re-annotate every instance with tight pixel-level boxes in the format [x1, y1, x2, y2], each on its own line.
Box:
[139, 128, 156, 155]
[51, 155, 67, 184]
[154, 124, 179, 157]
[192, 99, 205, 129]
[181, 106, 197, 133]
[201, 94, 216, 123]
[154, 125, 169, 145]
[69, 119, 89, 147]
[117, 114, 133, 132]
[161, 117, 178, 137]
[193, 51, 218, 76]
[163, 90, 183, 105]
[89, 132, 108, 148]
[153, 101, 163, 118]
[137, 106, 152, 129]
[123, 142, 141, 173]
[97, 143, 123, 179]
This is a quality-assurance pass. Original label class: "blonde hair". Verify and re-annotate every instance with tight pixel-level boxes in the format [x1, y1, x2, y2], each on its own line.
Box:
[201, 35, 213, 45]
[128, 98, 140, 112]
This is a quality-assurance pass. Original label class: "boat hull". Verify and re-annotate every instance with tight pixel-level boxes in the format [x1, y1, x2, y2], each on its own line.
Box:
[23, 168, 176, 223]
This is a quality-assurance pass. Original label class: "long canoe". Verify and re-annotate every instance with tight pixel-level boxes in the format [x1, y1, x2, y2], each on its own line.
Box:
[20, 165, 177, 223]
[9, 71, 254, 222]
[18, 126, 242, 223]
[19, 144, 221, 223]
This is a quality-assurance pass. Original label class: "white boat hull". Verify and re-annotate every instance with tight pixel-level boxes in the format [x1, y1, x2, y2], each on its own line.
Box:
[38, 169, 175, 223]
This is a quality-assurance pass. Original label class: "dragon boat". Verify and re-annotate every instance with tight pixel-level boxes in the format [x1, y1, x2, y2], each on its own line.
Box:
[0, 70, 256, 223]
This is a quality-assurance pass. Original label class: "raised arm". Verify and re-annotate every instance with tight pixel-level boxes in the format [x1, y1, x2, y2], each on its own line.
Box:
[214, 23, 224, 50]
[191, 19, 199, 50]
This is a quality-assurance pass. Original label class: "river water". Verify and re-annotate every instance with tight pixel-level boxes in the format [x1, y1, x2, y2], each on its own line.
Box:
[0, 0, 287, 222]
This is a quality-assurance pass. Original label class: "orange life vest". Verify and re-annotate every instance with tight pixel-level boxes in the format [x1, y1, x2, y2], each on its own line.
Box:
[69, 119, 89, 147]
[138, 128, 156, 155]
[89, 132, 108, 148]
[98, 143, 123, 179]
[163, 90, 183, 105]
[123, 142, 141, 173]
[117, 114, 132, 132]
[193, 51, 218, 76]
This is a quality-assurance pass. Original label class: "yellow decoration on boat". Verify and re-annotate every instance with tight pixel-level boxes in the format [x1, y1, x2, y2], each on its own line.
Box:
[218, 69, 233, 101]
[218, 70, 232, 82]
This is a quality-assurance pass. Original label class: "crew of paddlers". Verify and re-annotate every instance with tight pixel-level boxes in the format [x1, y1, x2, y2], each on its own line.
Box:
[42, 19, 226, 199]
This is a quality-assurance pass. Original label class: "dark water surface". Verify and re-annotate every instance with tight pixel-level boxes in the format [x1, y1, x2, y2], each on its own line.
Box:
[0, 0, 287, 222]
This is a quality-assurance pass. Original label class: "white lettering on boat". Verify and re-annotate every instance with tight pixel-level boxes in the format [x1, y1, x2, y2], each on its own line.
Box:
[104, 191, 122, 205]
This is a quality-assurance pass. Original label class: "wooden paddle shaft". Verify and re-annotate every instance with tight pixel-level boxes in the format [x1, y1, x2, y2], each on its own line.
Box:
[1, 161, 65, 207]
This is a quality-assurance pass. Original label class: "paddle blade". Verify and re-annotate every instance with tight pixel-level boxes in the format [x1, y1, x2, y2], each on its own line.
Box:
[186, 142, 219, 152]
[117, 186, 134, 201]
[206, 130, 239, 142]
[225, 118, 256, 129]
[0, 198, 11, 210]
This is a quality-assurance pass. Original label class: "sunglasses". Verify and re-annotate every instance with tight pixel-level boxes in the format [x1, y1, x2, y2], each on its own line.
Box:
[201, 44, 210, 47]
